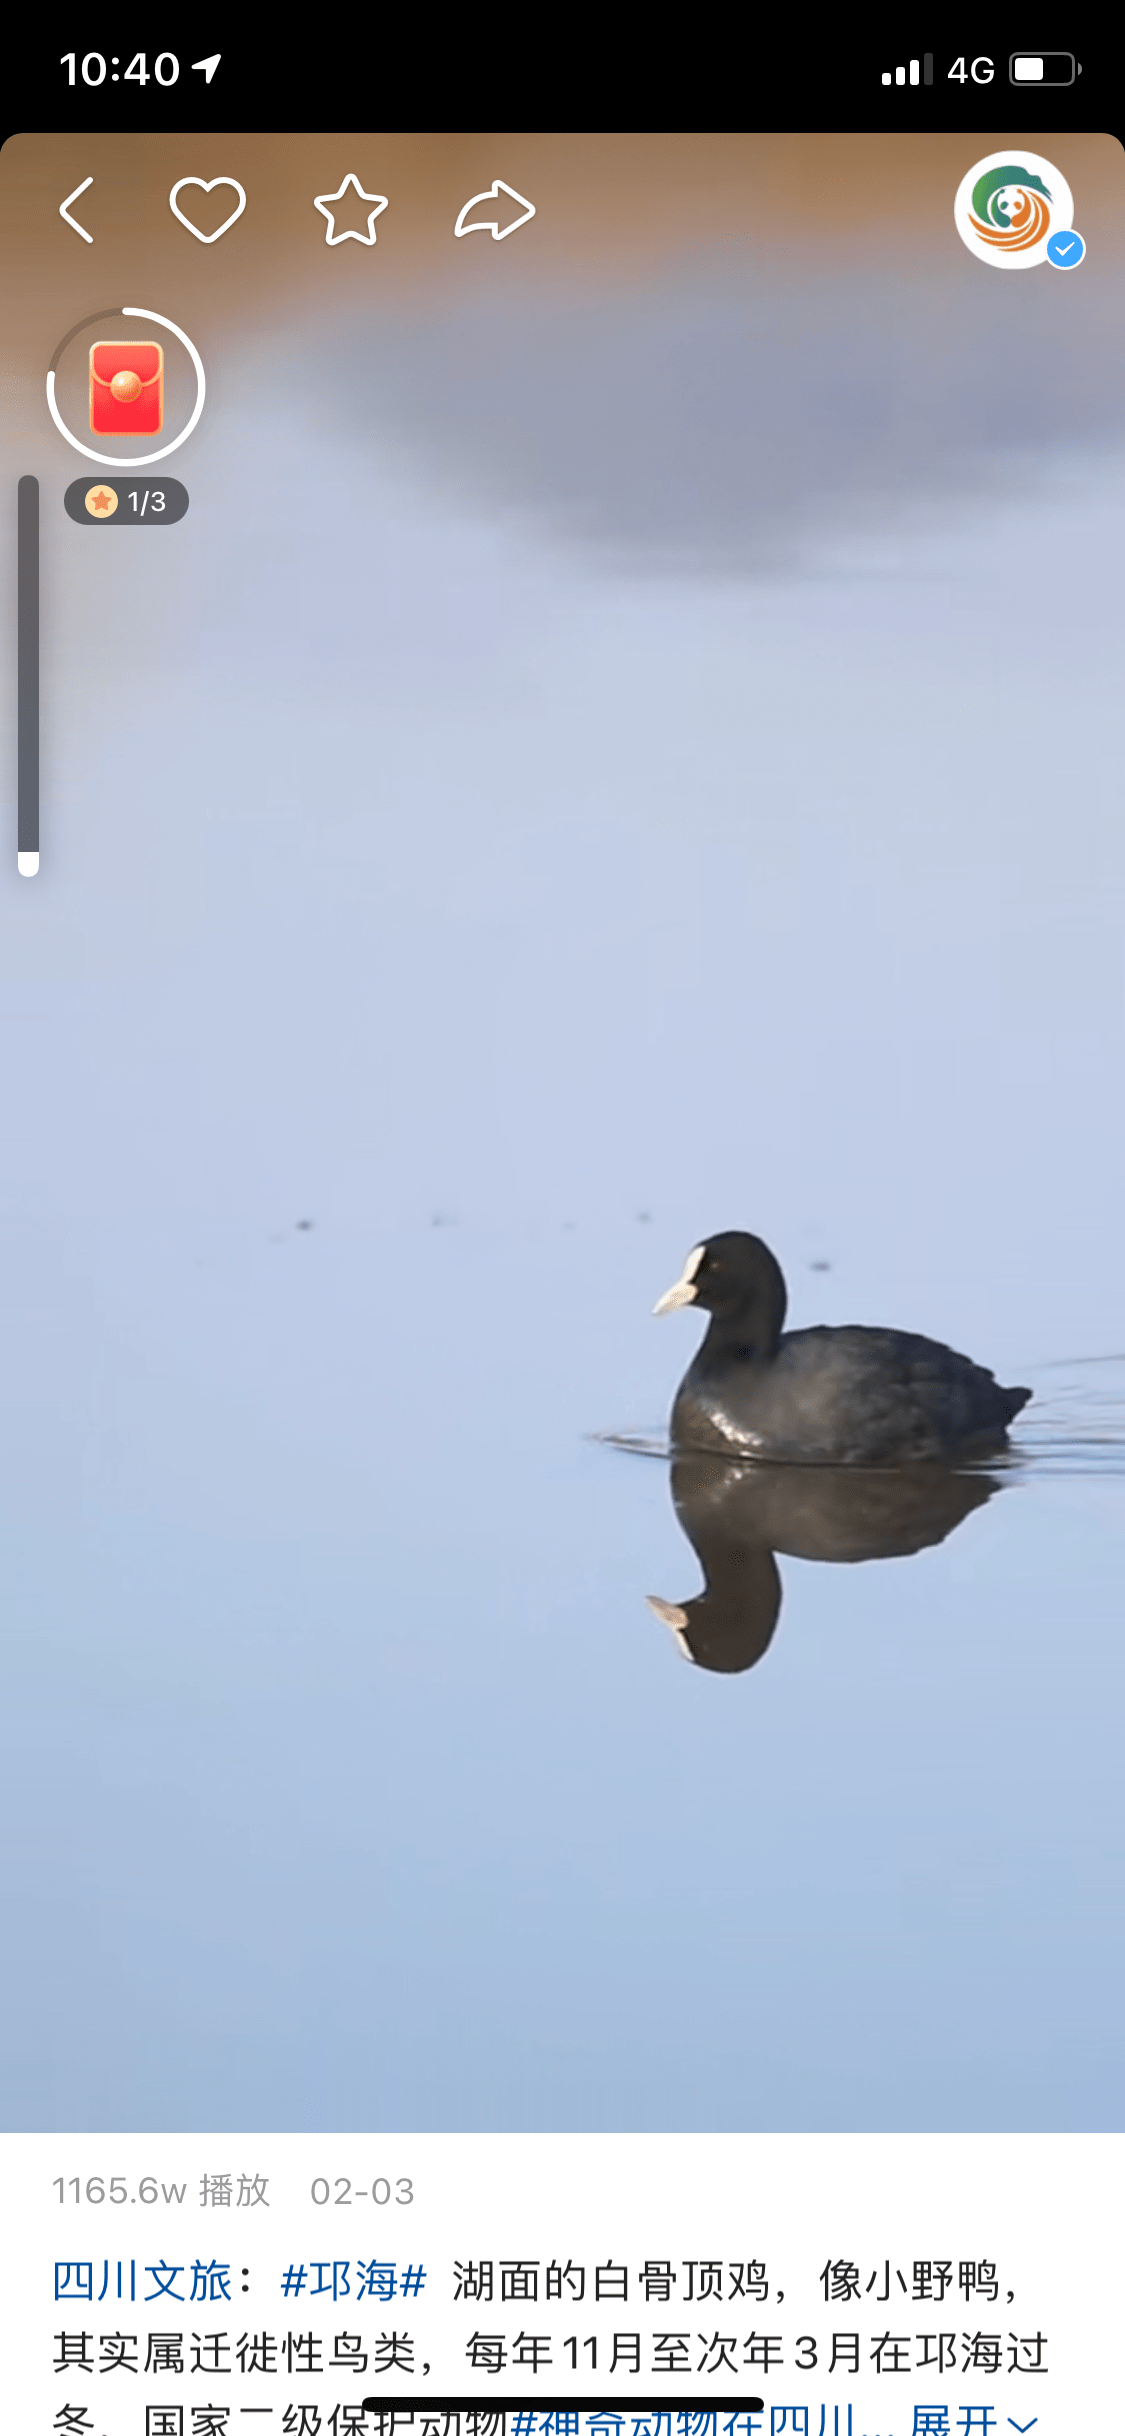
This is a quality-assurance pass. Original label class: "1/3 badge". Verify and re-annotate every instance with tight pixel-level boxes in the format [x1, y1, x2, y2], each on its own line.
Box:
[64, 477, 189, 525]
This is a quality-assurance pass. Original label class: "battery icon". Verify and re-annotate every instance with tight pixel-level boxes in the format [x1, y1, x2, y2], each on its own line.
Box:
[1010, 51, 1079, 83]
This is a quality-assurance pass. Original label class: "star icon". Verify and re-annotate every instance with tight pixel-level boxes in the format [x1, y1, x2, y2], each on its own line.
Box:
[313, 174, 389, 247]
[90, 489, 113, 513]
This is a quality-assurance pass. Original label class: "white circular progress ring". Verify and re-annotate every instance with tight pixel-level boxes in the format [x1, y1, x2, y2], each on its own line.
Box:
[47, 306, 206, 467]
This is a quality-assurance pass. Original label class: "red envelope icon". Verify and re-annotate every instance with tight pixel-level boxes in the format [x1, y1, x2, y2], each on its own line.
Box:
[89, 342, 164, 435]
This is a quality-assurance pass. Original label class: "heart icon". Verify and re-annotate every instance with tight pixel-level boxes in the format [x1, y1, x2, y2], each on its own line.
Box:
[169, 176, 247, 244]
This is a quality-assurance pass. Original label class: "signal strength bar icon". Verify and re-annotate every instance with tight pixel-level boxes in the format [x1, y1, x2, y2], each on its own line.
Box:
[881, 54, 933, 84]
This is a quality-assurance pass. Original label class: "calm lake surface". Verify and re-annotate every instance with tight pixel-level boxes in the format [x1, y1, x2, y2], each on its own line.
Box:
[3, 225, 1124, 2129]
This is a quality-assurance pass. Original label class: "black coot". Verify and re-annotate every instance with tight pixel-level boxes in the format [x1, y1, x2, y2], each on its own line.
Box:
[655, 1231, 1030, 1465]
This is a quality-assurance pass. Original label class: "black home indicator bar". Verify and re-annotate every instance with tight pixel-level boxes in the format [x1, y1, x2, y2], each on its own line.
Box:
[354, 2406, 770, 2425]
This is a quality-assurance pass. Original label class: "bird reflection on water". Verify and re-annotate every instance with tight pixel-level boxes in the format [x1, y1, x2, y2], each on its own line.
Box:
[649, 1454, 999, 1675]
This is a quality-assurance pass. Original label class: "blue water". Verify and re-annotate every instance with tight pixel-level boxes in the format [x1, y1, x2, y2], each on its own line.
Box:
[2, 240, 1124, 2130]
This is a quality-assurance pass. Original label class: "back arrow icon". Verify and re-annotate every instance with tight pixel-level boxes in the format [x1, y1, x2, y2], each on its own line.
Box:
[60, 177, 94, 243]
[454, 179, 535, 241]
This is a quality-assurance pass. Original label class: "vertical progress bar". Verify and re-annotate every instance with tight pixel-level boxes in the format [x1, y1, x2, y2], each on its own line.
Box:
[17, 474, 39, 877]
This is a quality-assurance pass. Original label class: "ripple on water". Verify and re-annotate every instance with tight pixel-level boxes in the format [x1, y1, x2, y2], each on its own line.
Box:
[1008, 1355, 1125, 1477]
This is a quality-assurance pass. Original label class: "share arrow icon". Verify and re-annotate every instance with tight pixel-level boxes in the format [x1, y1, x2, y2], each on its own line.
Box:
[454, 179, 536, 241]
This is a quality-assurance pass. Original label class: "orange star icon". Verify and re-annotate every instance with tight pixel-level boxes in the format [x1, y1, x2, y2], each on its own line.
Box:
[85, 485, 119, 519]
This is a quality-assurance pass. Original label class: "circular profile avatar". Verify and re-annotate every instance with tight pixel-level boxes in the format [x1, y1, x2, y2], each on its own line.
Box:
[954, 149, 1074, 268]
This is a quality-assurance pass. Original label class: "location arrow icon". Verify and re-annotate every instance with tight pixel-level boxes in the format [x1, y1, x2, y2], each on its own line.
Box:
[454, 179, 535, 241]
